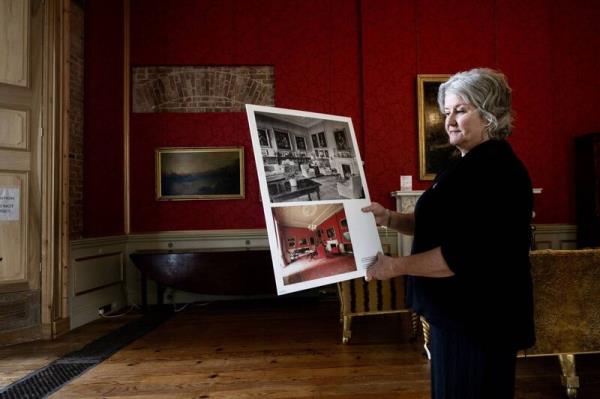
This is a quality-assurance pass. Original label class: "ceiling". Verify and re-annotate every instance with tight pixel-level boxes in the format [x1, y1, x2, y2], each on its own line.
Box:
[256, 112, 324, 129]
[272, 203, 343, 228]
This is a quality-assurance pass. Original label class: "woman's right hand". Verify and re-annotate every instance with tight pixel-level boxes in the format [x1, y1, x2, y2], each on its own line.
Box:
[361, 202, 390, 227]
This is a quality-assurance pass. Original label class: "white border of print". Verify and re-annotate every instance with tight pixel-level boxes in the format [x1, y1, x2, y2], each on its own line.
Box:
[246, 104, 382, 295]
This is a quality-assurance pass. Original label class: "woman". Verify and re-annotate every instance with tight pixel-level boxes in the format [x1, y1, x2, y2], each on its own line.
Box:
[362, 68, 535, 399]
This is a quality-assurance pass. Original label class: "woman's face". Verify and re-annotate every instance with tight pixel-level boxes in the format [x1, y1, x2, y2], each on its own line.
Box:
[443, 93, 489, 156]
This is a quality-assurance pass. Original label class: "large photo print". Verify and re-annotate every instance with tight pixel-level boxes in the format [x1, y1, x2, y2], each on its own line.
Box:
[246, 105, 381, 295]
[255, 112, 366, 204]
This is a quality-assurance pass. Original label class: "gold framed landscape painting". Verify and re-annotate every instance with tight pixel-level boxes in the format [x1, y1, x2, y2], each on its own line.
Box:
[155, 147, 244, 200]
[417, 74, 453, 180]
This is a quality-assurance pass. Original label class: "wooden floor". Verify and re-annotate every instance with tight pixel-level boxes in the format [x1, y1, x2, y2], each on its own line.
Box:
[0, 312, 140, 388]
[2, 298, 600, 398]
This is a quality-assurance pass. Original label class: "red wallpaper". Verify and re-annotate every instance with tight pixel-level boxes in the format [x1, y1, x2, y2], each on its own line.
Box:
[549, 0, 600, 222]
[84, 0, 600, 236]
[83, 0, 124, 236]
[128, 0, 361, 232]
[279, 226, 315, 249]
[360, 0, 600, 223]
[319, 210, 345, 244]
[335, 211, 351, 244]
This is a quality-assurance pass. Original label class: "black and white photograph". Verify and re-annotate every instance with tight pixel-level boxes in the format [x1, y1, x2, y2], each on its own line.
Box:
[246, 104, 381, 295]
[248, 109, 366, 204]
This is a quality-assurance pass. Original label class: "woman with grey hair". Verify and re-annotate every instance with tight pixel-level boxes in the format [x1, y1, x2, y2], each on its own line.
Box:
[362, 68, 534, 398]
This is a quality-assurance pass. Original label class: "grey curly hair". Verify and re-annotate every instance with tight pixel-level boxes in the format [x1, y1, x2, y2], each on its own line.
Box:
[437, 68, 513, 139]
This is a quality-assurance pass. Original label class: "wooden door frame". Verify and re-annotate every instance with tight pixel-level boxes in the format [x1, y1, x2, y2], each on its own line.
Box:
[39, 0, 70, 338]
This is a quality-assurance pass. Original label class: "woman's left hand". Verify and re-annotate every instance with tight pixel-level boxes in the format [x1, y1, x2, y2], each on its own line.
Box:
[365, 252, 403, 281]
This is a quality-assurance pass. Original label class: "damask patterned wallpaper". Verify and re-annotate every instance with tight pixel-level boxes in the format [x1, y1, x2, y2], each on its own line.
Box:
[83, 0, 600, 236]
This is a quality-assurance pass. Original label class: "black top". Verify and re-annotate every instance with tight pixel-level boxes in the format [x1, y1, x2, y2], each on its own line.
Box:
[407, 140, 535, 349]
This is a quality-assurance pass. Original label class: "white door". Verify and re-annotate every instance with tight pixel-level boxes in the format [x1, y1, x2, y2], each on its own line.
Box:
[0, 0, 44, 344]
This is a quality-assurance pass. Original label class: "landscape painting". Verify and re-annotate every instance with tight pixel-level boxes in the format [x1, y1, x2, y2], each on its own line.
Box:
[156, 147, 244, 200]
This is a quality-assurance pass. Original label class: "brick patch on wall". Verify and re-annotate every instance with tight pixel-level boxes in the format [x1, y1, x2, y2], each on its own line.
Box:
[132, 66, 275, 113]
[69, 0, 84, 239]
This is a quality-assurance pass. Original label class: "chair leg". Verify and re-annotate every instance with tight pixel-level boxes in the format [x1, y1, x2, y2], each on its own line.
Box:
[336, 282, 344, 323]
[410, 312, 420, 342]
[558, 354, 579, 398]
[342, 315, 352, 344]
[421, 316, 431, 360]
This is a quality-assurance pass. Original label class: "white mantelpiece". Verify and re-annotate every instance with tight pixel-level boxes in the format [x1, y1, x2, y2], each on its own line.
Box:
[390, 188, 543, 256]
[390, 190, 424, 256]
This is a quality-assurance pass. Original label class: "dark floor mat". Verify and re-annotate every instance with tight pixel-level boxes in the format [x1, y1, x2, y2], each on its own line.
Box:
[0, 310, 172, 399]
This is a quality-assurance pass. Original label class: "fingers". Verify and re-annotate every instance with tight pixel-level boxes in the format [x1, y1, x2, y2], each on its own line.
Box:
[364, 252, 384, 282]
[361, 203, 375, 213]
[361, 202, 382, 213]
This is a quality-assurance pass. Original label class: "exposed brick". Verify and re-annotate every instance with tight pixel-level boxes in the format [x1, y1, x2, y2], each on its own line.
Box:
[69, 0, 84, 240]
[132, 66, 274, 113]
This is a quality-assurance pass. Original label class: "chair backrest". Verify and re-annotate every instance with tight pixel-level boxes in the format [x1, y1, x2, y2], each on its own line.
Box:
[528, 249, 600, 355]
[339, 277, 407, 316]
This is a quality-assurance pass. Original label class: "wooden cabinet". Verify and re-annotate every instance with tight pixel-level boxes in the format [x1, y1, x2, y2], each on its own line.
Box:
[575, 132, 600, 248]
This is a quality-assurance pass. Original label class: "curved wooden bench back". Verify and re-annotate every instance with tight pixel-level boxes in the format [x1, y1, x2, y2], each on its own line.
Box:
[130, 250, 276, 295]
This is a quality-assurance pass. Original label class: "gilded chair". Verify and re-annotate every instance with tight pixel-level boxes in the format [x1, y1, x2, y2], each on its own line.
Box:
[419, 249, 600, 390]
[337, 277, 419, 344]
[522, 249, 600, 398]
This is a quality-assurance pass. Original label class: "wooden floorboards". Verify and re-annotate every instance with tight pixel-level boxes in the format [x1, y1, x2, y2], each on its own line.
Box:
[0, 313, 140, 388]
[2, 298, 599, 398]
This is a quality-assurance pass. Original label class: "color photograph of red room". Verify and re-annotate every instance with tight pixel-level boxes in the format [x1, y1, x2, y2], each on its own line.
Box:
[272, 204, 356, 286]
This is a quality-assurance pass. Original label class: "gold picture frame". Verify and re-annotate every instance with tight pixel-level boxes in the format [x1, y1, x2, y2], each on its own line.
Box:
[155, 147, 244, 201]
[417, 74, 453, 180]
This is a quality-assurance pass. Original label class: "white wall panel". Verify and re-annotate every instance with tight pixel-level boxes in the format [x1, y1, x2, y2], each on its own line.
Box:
[0, 107, 28, 149]
[0, 0, 29, 86]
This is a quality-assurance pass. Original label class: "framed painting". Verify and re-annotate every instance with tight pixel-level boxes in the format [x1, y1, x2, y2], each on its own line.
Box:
[311, 134, 319, 149]
[318, 131, 327, 148]
[295, 136, 307, 151]
[334, 129, 349, 150]
[417, 74, 454, 180]
[258, 128, 270, 147]
[274, 130, 291, 150]
[155, 147, 244, 200]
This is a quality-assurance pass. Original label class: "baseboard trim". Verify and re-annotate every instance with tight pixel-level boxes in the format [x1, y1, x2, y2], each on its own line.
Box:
[52, 317, 70, 338]
[69, 224, 576, 331]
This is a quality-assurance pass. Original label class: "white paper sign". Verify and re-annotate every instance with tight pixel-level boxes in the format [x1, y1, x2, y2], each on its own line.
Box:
[246, 105, 382, 295]
[400, 175, 413, 191]
[0, 187, 20, 221]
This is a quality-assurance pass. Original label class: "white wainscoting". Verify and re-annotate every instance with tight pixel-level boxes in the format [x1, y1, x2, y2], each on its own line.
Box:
[70, 228, 401, 328]
[532, 224, 577, 250]
[70, 236, 128, 329]
[70, 230, 270, 328]
[69, 225, 573, 329]
[395, 224, 576, 257]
